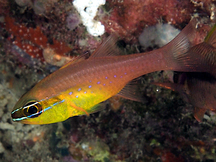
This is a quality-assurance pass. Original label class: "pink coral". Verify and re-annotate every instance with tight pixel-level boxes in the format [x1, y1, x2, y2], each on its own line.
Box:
[101, 0, 194, 42]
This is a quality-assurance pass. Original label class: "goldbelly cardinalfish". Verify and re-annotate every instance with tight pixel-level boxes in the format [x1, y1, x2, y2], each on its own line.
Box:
[11, 19, 200, 124]
[154, 24, 216, 122]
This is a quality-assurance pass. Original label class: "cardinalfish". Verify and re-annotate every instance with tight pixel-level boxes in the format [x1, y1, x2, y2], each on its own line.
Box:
[11, 19, 202, 124]
[154, 24, 216, 122]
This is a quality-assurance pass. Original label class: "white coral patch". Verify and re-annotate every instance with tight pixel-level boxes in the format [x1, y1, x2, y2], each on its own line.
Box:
[73, 0, 106, 36]
[139, 24, 180, 48]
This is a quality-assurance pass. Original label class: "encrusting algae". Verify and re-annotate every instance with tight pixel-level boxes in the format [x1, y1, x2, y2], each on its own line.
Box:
[11, 18, 216, 124]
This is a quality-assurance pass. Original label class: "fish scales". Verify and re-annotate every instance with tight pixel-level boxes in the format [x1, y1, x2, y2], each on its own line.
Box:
[39, 51, 168, 99]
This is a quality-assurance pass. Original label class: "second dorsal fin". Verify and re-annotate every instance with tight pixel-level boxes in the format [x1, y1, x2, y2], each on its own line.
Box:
[90, 34, 123, 58]
[60, 53, 90, 69]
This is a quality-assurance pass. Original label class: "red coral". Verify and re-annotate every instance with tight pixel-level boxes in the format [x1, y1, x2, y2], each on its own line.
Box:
[102, 0, 194, 42]
[4, 16, 72, 63]
[161, 152, 185, 162]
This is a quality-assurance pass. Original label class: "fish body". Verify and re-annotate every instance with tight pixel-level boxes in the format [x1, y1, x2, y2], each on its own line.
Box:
[186, 73, 216, 121]
[11, 19, 200, 124]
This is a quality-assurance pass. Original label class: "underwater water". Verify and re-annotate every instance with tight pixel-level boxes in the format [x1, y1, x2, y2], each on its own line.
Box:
[0, 0, 216, 162]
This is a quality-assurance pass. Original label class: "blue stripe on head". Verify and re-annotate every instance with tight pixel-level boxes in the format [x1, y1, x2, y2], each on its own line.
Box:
[24, 99, 64, 120]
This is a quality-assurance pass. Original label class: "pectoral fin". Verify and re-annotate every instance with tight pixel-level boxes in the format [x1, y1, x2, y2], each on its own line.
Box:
[70, 103, 89, 116]
[152, 82, 184, 92]
[152, 82, 190, 102]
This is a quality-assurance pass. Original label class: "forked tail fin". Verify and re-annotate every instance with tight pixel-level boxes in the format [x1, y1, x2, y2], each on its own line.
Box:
[163, 18, 200, 72]
[165, 19, 216, 74]
[177, 23, 216, 74]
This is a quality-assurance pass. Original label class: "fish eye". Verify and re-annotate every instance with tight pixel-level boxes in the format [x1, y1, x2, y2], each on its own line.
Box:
[23, 101, 42, 118]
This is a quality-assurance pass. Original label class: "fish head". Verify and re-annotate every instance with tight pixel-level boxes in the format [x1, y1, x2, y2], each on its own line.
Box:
[11, 90, 71, 124]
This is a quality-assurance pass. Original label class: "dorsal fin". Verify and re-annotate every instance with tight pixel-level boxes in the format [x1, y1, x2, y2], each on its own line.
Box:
[116, 80, 145, 103]
[204, 24, 216, 48]
[59, 53, 89, 69]
[90, 34, 123, 58]
[60, 34, 122, 69]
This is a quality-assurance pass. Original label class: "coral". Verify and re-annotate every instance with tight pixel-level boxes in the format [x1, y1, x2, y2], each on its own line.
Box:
[4, 16, 73, 66]
[73, 0, 106, 36]
[43, 47, 73, 66]
[160, 152, 185, 162]
[0, 0, 9, 15]
[33, 0, 47, 15]
[101, 0, 194, 42]
[138, 23, 180, 48]
[15, 0, 50, 15]
[66, 13, 81, 30]
[15, 0, 31, 7]
[68, 138, 116, 161]
[191, 0, 216, 22]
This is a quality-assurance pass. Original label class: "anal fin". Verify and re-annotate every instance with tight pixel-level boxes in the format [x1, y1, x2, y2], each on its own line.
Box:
[116, 80, 145, 103]
[194, 107, 206, 122]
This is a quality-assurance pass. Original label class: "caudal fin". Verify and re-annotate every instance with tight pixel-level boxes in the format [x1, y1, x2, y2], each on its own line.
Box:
[178, 23, 216, 74]
[166, 19, 216, 74]
[163, 18, 199, 72]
